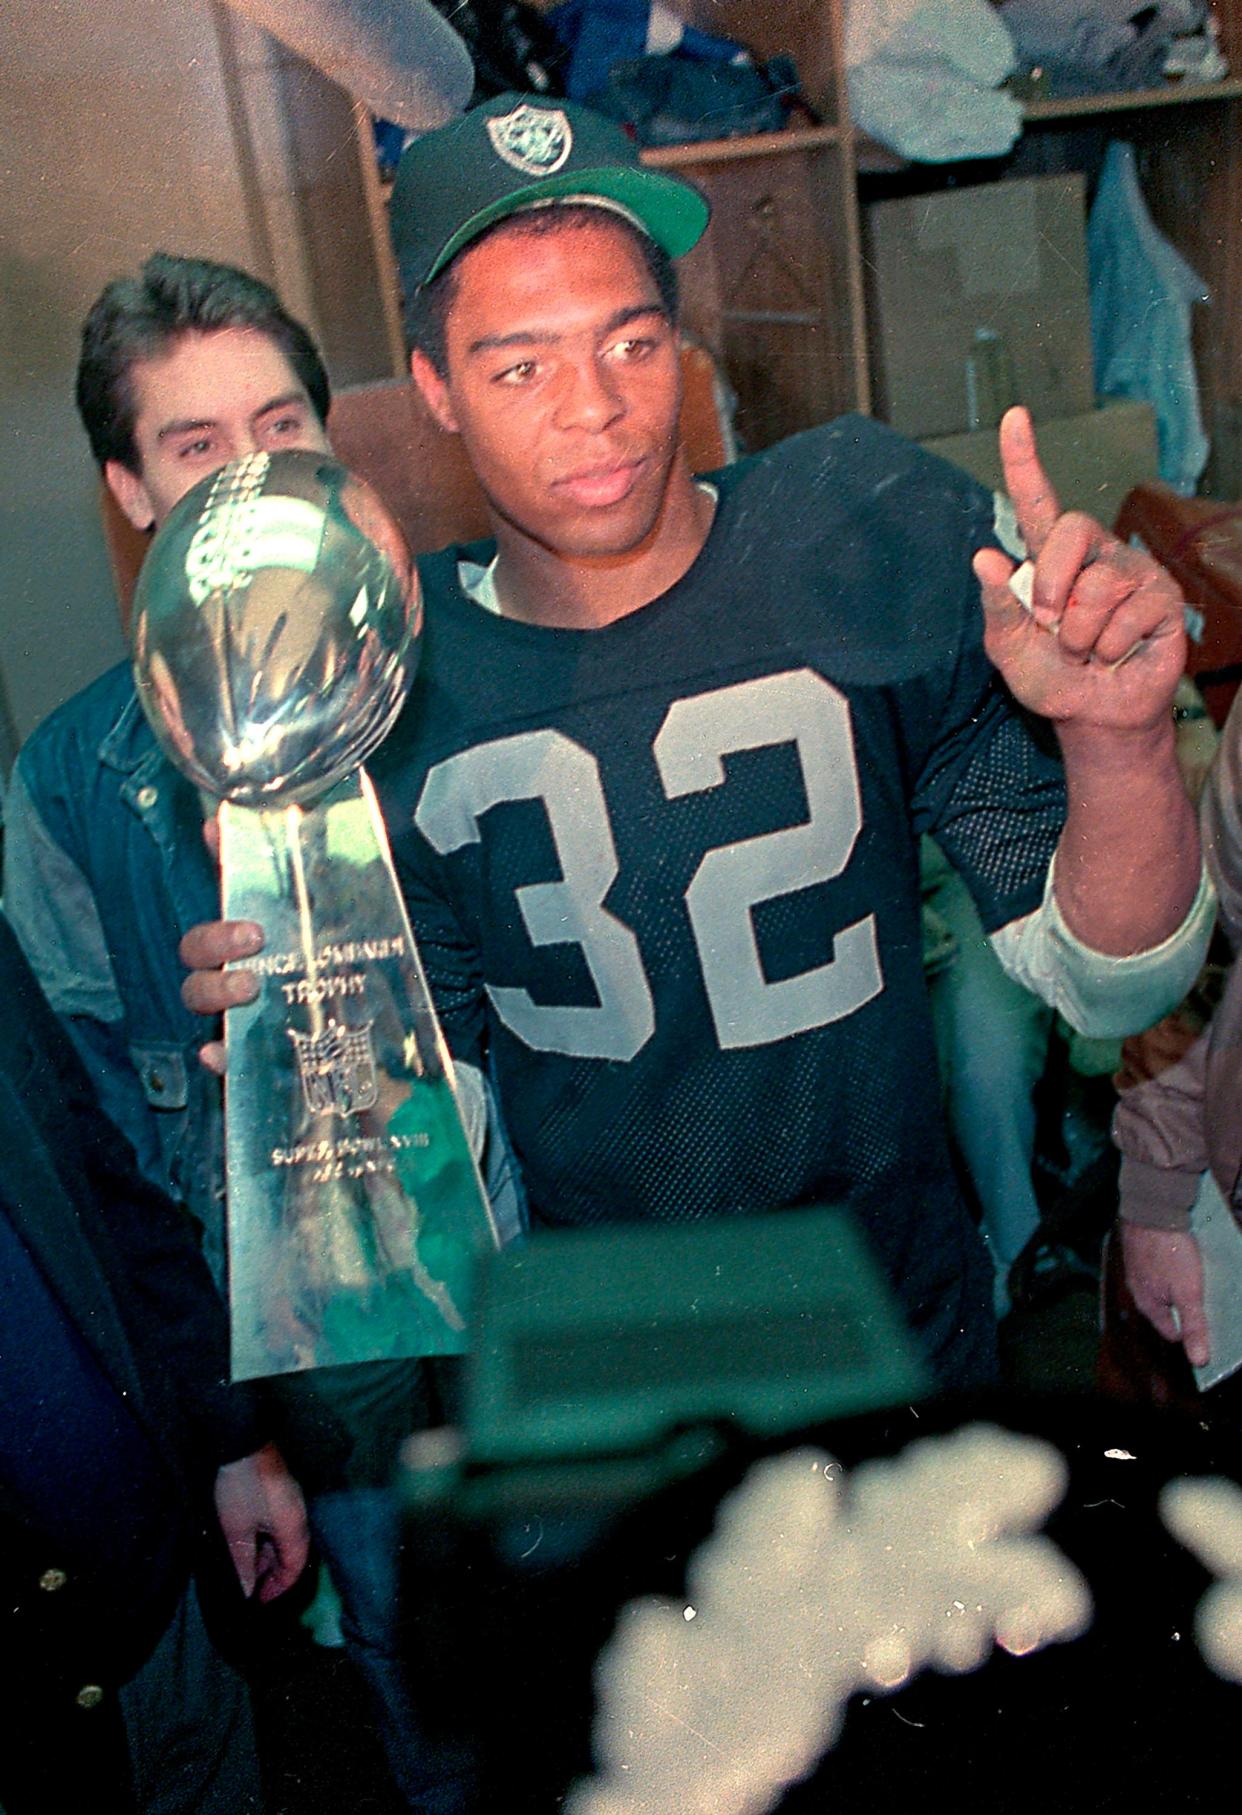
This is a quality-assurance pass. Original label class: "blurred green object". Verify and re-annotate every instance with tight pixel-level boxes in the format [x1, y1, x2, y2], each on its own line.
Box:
[461, 1204, 929, 1468]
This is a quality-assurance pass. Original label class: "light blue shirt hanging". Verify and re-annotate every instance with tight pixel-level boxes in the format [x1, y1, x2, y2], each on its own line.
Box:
[1088, 138, 1210, 495]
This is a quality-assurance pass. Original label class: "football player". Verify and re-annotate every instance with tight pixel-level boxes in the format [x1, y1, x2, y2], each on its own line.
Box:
[183, 95, 1210, 1388]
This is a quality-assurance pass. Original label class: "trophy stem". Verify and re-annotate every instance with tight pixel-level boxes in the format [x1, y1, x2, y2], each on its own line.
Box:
[221, 770, 499, 1380]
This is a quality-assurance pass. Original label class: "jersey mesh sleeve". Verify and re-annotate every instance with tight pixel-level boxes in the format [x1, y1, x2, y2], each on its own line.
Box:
[906, 474, 1067, 934]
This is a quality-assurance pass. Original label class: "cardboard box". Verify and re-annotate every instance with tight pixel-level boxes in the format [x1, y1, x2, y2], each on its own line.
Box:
[865, 175, 1096, 441]
[921, 397, 1159, 530]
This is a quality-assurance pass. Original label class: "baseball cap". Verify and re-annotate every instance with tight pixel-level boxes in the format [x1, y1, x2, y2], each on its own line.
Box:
[389, 92, 711, 294]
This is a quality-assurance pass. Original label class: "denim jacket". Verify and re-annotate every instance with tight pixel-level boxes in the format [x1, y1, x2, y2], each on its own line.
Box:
[4, 662, 228, 1279]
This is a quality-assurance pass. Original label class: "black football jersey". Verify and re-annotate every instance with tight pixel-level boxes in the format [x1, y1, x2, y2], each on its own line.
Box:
[374, 418, 1065, 1374]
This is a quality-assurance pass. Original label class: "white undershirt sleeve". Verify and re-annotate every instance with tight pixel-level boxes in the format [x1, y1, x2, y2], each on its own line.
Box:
[989, 859, 1215, 1038]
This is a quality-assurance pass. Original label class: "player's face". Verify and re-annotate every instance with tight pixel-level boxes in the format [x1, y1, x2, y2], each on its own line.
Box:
[413, 217, 687, 561]
[105, 326, 329, 531]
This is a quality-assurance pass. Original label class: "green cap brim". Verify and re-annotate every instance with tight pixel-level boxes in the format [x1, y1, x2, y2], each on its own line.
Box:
[422, 164, 710, 287]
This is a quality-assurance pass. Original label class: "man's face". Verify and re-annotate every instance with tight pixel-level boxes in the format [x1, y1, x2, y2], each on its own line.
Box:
[106, 325, 329, 531]
[411, 216, 685, 562]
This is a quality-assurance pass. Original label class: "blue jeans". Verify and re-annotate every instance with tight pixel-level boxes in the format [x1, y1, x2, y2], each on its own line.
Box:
[924, 842, 1053, 1315]
[310, 1485, 477, 1814]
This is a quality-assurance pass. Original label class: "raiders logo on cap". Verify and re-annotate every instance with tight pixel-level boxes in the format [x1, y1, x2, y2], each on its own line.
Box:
[389, 92, 711, 291]
[486, 103, 573, 176]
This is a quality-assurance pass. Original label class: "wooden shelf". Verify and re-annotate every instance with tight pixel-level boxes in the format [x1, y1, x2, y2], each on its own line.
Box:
[653, 77, 1242, 188]
[642, 124, 844, 170]
[1021, 74, 1242, 122]
[856, 75, 1242, 171]
[646, 79, 1242, 172]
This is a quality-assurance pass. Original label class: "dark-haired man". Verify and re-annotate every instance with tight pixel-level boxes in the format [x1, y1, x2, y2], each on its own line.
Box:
[184, 93, 1213, 1388]
[74, 252, 332, 524]
[4, 252, 478, 1812]
[7, 254, 334, 1282]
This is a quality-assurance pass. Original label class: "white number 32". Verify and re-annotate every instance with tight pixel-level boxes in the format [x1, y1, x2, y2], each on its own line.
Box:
[414, 669, 883, 1060]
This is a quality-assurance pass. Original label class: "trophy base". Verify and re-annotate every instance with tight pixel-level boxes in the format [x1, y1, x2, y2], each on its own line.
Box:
[221, 770, 498, 1380]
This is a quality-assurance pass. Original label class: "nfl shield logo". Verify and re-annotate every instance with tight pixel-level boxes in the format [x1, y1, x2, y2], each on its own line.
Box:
[289, 1016, 379, 1117]
[486, 104, 573, 176]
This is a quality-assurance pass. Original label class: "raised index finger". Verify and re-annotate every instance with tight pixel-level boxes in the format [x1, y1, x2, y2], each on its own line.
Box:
[999, 405, 1062, 557]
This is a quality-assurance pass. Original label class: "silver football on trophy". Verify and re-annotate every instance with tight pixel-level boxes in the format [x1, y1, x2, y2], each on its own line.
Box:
[131, 449, 419, 805]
